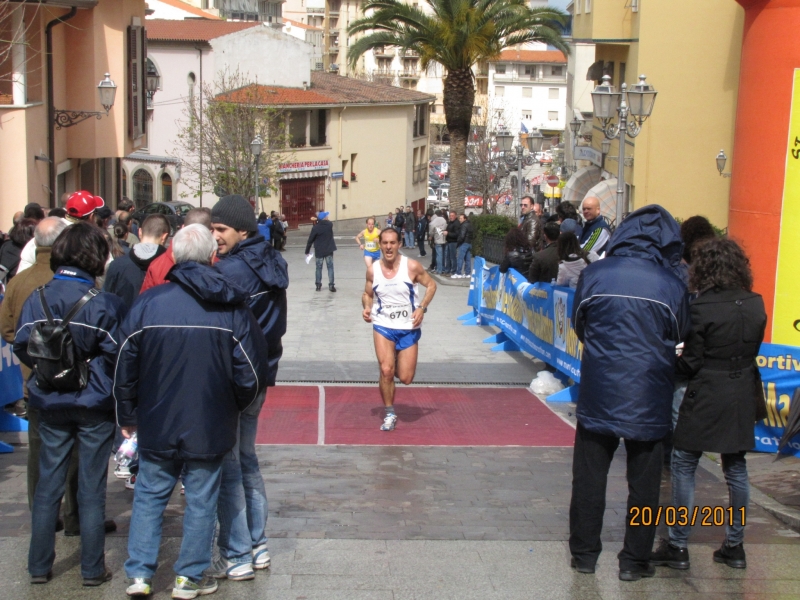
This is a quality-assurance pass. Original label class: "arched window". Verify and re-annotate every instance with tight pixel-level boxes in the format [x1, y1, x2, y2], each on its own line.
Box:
[161, 172, 173, 203]
[133, 169, 153, 208]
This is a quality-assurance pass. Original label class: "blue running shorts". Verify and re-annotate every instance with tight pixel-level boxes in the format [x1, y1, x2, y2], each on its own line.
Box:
[364, 250, 381, 260]
[373, 325, 422, 351]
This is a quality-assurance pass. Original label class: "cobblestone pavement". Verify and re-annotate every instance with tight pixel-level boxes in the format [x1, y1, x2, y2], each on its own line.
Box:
[1, 243, 799, 599]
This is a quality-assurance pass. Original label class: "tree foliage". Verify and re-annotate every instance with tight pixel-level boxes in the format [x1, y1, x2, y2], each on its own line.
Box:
[347, 0, 568, 214]
[173, 69, 291, 201]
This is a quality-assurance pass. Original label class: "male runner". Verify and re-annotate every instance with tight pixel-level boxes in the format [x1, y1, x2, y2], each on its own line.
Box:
[362, 228, 437, 431]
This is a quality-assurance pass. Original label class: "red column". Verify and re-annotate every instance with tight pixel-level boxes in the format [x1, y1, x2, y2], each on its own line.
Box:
[730, 0, 800, 341]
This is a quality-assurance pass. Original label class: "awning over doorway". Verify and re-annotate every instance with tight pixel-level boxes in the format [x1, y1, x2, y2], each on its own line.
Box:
[562, 165, 601, 204]
[279, 169, 329, 180]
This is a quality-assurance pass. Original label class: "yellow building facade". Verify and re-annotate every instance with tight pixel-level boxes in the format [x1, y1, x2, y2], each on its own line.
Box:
[571, 0, 744, 227]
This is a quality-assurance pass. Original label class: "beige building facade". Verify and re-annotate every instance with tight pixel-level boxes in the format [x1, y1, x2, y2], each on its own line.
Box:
[0, 0, 148, 230]
[571, 0, 744, 227]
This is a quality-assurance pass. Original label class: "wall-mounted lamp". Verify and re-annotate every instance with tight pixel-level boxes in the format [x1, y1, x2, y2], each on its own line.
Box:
[716, 149, 731, 178]
[54, 73, 117, 129]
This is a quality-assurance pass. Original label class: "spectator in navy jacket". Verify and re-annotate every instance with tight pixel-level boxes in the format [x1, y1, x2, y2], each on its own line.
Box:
[115, 224, 269, 598]
[14, 222, 126, 587]
[569, 205, 690, 581]
[210, 193, 288, 579]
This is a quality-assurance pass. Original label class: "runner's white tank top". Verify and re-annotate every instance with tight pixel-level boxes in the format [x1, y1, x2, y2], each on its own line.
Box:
[371, 255, 420, 330]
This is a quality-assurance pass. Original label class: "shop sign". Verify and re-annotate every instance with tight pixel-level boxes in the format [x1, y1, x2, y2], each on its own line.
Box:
[278, 160, 329, 173]
[574, 146, 602, 167]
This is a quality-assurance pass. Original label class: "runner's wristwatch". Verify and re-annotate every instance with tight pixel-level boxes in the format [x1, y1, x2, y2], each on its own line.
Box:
[420, 306, 428, 313]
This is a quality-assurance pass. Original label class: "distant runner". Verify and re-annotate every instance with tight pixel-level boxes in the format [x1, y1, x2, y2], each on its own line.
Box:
[362, 228, 437, 431]
[355, 217, 381, 268]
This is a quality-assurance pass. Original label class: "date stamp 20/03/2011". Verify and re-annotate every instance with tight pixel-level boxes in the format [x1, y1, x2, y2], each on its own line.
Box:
[629, 506, 745, 527]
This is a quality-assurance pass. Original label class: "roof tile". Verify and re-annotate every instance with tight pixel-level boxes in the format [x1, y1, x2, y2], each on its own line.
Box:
[146, 18, 260, 42]
[219, 72, 435, 106]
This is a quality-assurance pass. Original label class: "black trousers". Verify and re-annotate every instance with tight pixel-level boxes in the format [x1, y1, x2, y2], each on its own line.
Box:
[569, 422, 663, 570]
[417, 233, 426, 256]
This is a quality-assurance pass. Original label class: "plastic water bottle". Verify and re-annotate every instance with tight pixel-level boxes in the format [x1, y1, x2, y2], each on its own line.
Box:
[115, 433, 138, 467]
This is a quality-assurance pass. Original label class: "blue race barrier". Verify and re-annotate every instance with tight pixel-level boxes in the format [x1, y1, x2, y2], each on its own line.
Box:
[0, 336, 26, 453]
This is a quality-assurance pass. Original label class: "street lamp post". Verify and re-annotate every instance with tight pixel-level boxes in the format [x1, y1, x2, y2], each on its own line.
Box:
[250, 135, 264, 213]
[569, 117, 581, 170]
[591, 74, 657, 226]
[54, 73, 117, 129]
[495, 128, 543, 220]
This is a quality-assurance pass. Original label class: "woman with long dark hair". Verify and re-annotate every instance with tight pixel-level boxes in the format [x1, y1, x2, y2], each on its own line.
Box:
[499, 228, 533, 274]
[0, 218, 36, 282]
[651, 237, 766, 571]
[555, 226, 598, 288]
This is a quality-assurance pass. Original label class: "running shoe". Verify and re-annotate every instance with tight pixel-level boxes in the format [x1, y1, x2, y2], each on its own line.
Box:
[252, 544, 270, 569]
[125, 474, 136, 490]
[206, 556, 254, 581]
[172, 575, 218, 599]
[380, 414, 397, 431]
[180, 483, 185, 495]
[126, 577, 152, 596]
[115, 464, 131, 479]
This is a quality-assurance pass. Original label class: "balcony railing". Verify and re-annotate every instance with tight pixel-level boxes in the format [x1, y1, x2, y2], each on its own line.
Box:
[373, 46, 395, 58]
[399, 70, 420, 79]
[307, 7, 324, 13]
[493, 70, 566, 83]
[399, 48, 419, 58]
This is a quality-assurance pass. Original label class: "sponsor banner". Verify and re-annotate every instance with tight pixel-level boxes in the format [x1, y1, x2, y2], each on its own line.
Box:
[0, 337, 23, 410]
[465, 196, 484, 207]
[469, 266, 800, 457]
[474, 264, 582, 381]
[755, 342, 800, 457]
[278, 160, 330, 173]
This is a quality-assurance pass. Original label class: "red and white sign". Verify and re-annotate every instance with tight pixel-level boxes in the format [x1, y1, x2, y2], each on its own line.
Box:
[546, 175, 560, 187]
[278, 160, 329, 173]
[465, 196, 484, 207]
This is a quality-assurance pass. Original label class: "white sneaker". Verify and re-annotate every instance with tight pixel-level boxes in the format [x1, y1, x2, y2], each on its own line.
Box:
[125, 474, 136, 490]
[380, 414, 397, 431]
[450, 274, 460, 279]
[115, 464, 131, 479]
[126, 577, 152, 596]
[252, 544, 270, 570]
[206, 555, 254, 581]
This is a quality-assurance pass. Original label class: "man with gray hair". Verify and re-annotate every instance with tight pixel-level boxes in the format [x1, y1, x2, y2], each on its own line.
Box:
[0, 217, 84, 533]
[115, 223, 269, 598]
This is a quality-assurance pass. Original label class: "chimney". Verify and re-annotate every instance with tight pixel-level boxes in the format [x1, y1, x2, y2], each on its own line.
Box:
[302, 81, 308, 91]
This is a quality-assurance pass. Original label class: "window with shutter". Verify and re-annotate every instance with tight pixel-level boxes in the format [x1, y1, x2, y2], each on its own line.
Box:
[128, 24, 146, 140]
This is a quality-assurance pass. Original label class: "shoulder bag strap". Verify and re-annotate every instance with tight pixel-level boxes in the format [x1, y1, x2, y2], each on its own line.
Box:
[38, 287, 55, 326]
[60, 288, 100, 329]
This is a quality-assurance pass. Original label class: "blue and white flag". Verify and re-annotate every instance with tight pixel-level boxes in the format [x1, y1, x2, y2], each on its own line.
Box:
[520, 122, 529, 134]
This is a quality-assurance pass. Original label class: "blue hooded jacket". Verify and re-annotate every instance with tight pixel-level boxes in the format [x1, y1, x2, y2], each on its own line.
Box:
[572, 205, 691, 441]
[14, 266, 127, 413]
[114, 261, 269, 461]
[215, 234, 288, 387]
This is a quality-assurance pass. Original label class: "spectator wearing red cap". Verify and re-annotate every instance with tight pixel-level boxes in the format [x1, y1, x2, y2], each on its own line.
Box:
[17, 191, 109, 275]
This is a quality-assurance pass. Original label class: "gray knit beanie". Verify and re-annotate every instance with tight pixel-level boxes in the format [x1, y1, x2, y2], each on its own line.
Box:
[211, 195, 258, 232]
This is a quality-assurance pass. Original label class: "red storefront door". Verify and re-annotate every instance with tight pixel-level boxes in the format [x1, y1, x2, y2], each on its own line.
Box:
[280, 178, 326, 230]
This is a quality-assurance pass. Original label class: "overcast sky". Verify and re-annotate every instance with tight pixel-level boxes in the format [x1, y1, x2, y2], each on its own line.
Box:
[548, 0, 571, 10]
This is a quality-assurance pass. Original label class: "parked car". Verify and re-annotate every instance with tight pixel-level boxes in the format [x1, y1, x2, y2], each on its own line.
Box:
[131, 201, 194, 235]
[427, 188, 438, 204]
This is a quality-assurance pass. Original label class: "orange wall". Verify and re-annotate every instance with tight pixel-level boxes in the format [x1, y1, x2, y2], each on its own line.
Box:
[730, 0, 800, 341]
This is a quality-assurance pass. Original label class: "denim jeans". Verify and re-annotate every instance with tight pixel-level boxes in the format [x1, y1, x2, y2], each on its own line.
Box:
[434, 244, 445, 273]
[669, 449, 749, 548]
[457, 243, 472, 276]
[315, 254, 334, 286]
[125, 455, 224, 581]
[217, 392, 269, 563]
[28, 408, 115, 579]
[404, 231, 415, 247]
[445, 242, 458, 273]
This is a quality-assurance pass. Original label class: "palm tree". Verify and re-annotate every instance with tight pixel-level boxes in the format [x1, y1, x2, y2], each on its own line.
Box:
[348, 0, 569, 214]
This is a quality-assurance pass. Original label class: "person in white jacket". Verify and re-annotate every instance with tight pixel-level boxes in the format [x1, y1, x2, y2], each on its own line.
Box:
[556, 223, 599, 288]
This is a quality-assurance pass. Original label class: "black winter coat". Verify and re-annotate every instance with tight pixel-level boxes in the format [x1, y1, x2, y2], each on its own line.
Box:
[305, 220, 337, 257]
[528, 242, 559, 283]
[458, 221, 474, 245]
[573, 205, 691, 441]
[215, 235, 288, 387]
[114, 262, 269, 461]
[102, 246, 166, 309]
[499, 248, 532, 274]
[673, 288, 767, 454]
[445, 219, 460, 243]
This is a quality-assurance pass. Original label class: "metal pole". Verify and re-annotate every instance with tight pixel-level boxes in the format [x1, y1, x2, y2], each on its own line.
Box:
[254, 154, 260, 213]
[334, 182, 339, 233]
[516, 146, 523, 221]
[615, 90, 628, 227]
